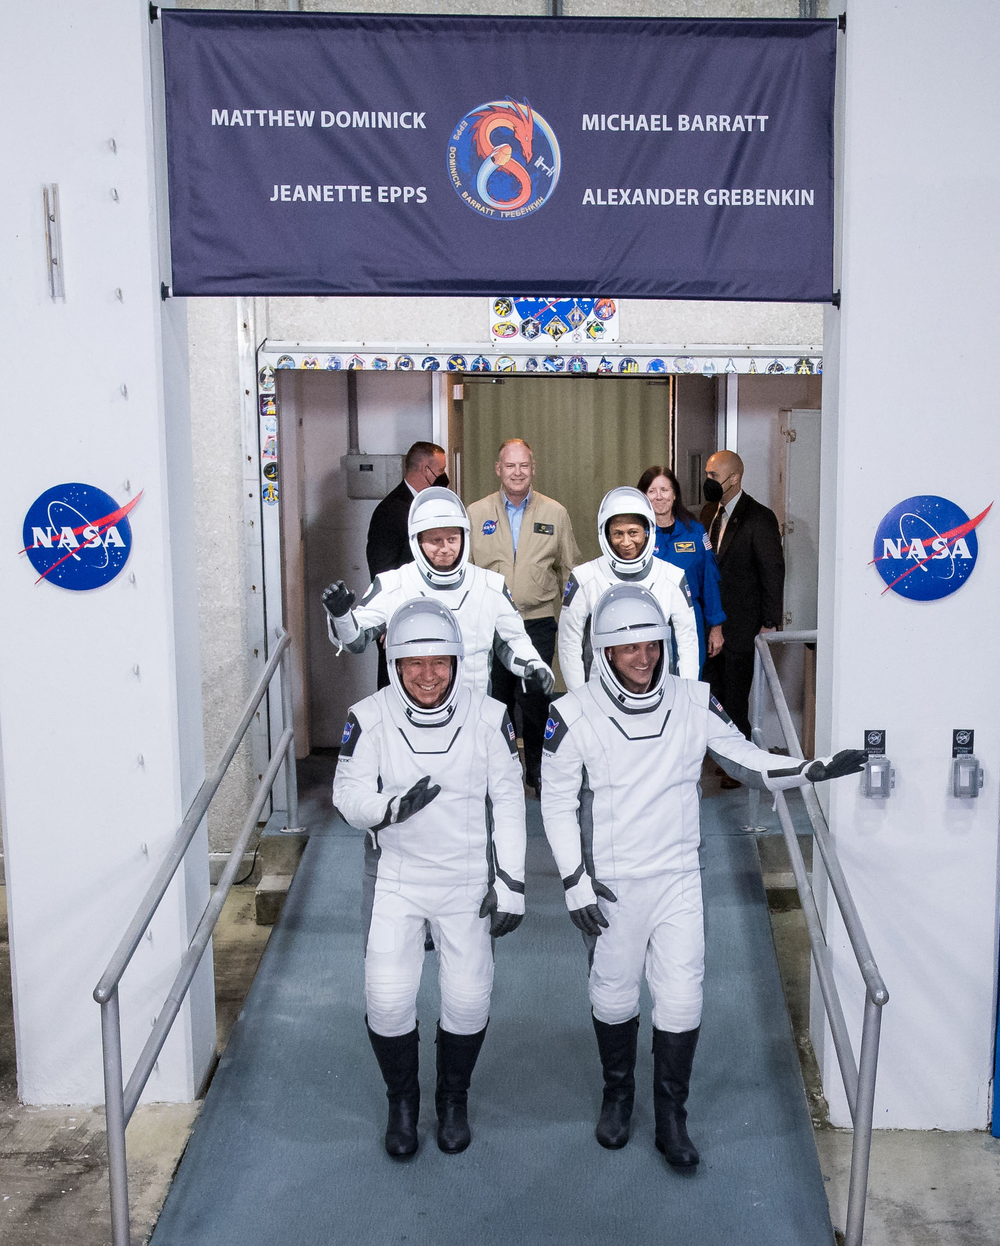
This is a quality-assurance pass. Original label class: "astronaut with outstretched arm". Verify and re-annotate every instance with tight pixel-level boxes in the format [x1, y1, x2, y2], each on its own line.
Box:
[541, 584, 865, 1170]
[558, 486, 699, 689]
[323, 486, 554, 699]
[333, 597, 526, 1160]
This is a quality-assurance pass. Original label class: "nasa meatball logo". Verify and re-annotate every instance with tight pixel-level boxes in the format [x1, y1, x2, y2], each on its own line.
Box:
[21, 482, 141, 591]
[871, 495, 992, 600]
[447, 98, 560, 220]
[341, 720, 354, 746]
[544, 717, 559, 741]
[482, 519, 497, 536]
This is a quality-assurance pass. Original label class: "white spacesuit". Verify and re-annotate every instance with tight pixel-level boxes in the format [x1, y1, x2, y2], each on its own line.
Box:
[557, 486, 700, 688]
[541, 584, 865, 1169]
[333, 596, 527, 1159]
[324, 487, 554, 698]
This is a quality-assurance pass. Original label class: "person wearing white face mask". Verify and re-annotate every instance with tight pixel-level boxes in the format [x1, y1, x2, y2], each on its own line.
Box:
[557, 486, 700, 692]
[540, 584, 866, 1170]
[333, 598, 526, 1160]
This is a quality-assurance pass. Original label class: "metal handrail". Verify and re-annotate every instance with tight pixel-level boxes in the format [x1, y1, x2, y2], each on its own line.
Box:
[94, 627, 302, 1246]
[750, 630, 888, 1246]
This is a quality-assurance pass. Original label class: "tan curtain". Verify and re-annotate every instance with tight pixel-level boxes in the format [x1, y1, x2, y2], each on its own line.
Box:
[461, 376, 673, 563]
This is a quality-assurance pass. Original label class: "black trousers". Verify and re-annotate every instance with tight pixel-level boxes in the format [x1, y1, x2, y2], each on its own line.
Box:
[702, 648, 755, 740]
[489, 615, 557, 785]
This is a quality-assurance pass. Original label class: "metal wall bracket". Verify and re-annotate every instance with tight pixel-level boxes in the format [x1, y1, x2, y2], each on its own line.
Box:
[43, 184, 65, 302]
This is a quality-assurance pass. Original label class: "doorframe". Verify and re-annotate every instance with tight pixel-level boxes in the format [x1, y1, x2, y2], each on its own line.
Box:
[250, 338, 823, 740]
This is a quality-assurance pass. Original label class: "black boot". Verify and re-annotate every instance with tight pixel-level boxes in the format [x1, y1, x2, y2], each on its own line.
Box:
[366, 1021, 420, 1159]
[435, 1022, 487, 1153]
[652, 1026, 700, 1168]
[592, 1014, 639, 1149]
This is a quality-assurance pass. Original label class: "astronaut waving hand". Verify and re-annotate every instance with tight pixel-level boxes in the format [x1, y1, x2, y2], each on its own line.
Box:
[323, 486, 554, 699]
[333, 597, 527, 1160]
[540, 584, 865, 1170]
[558, 486, 700, 690]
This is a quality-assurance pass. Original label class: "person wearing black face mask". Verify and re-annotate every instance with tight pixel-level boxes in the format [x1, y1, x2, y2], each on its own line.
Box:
[700, 452, 785, 774]
[364, 441, 448, 688]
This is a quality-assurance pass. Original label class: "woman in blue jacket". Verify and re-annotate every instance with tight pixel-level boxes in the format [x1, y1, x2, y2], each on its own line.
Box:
[637, 466, 725, 674]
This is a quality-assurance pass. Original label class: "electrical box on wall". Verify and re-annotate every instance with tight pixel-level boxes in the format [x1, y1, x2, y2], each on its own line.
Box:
[341, 453, 404, 500]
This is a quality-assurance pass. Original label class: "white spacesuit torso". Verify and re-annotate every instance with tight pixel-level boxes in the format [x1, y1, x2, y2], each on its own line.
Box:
[334, 683, 526, 907]
[329, 561, 542, 697]
[541, 673, 815, 899]
[557, 555, 700, 690]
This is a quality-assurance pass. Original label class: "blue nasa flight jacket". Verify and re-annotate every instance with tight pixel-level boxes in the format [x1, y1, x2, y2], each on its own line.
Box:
[653, 516, 725, 671]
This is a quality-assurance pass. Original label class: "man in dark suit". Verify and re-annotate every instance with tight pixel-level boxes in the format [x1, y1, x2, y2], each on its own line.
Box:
[700, 452, 784, 778]
[366, 441, 447, 580]
[366, 440, 447, 687]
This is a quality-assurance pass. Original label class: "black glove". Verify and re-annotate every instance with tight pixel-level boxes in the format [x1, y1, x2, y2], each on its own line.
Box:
[386, 775, 441, 825]
[806, 749, 868, 783]
[479, 887, 523, 938]
[568, 880, 617, 937]
[322, 580, 355, 619]
[523, 660, 555, 696]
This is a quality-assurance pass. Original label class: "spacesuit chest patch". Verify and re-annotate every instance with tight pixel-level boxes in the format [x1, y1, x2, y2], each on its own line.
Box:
[542, 715, 568, 753]
[339, 711, 362, 757]
[533, 522, 554, 535]
[482, 519, 497, 535]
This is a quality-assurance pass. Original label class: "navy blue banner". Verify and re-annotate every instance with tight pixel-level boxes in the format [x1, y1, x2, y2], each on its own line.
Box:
[161, 12, 836, 301]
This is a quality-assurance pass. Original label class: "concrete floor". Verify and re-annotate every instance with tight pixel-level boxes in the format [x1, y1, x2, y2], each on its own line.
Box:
[2, 781, 999, 1245]
[0, 882, 269, 1246]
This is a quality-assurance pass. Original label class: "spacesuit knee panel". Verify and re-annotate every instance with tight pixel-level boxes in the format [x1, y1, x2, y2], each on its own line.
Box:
[651, 985, 703, 1034]
[589, 977, 642, 1026]
[365, 952, 422, 1037]
[438, 961, 493, 1035]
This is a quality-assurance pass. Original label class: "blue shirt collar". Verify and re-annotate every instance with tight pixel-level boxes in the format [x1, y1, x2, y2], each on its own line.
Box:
[502, 489, 531, 514]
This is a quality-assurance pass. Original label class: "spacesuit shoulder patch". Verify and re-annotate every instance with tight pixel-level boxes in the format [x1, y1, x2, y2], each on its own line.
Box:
[339, 710, 362, 758]
[360, 575, 383, 606]
[562, 574, 579, 606]
[501, 710, 519, 757]
[502, 582, 516, 608]
[678, 571, 693, 606]
[542, 714, 569, 753]
[709, 695, 733, 726]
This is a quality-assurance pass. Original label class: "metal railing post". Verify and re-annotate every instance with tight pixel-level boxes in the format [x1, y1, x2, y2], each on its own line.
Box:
[95, 628, 301, 1242]
[751, 629, 888, 1246]
[100, 992, 131, 1246]
[746, 646, 768, 830]
[844, 994, 884, 1246]
[279, 637, 300, 830]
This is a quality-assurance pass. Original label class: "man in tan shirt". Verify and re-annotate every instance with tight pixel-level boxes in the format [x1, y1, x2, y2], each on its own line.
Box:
[468, 438, 581, 795]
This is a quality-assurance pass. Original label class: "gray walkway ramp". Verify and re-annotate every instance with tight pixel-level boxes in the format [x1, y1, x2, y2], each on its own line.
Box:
[151, 789, 833, 1246]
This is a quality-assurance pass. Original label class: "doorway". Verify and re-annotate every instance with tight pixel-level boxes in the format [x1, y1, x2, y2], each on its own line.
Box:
[456, 375, 674, 561]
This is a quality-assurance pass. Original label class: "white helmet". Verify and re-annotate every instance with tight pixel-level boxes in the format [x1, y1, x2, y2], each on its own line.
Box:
[591, 584, 671, 712]
[385, 597, 464, 725]
[597, 486, 657, 578]
[408, 487, 471, 588]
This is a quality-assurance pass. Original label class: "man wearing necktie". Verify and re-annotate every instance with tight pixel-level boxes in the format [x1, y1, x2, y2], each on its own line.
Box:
[700, 452, 785, 779]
